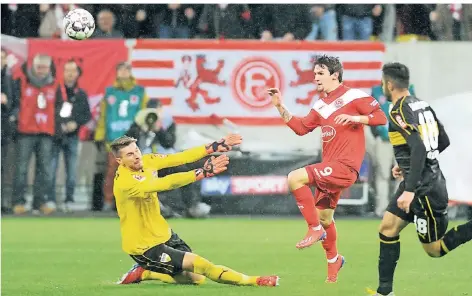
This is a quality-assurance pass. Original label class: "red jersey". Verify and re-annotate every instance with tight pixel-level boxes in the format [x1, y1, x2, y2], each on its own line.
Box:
[287, 85, 386, 173]
[17, 76, 59, 136]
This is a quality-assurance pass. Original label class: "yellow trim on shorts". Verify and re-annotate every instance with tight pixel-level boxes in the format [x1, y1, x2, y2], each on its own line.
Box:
[417, 198, 431, 242]
[424, 196, 438, 241]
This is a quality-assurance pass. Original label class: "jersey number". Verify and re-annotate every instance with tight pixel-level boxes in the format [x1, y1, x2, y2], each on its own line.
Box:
[414, 215, 428, 235]
[418, 110, 439, 160]
[319, 167, 333, 177]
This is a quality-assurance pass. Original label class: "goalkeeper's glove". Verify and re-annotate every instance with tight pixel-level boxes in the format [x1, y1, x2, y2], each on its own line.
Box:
[206, 133, 243, 154]
[195, 155, 229, 180]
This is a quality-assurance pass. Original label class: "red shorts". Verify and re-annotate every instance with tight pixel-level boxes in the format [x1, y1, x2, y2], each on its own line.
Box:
[305, 161, 358, 209]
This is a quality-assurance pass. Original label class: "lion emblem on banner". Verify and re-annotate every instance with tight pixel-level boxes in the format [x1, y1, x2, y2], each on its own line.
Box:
[175, 55, 226, 111]
[289, 55, 324, 105]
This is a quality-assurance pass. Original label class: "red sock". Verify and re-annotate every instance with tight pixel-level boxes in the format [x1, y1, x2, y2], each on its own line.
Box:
[322, 222, 338, 261]
[292, 186, 320, 227]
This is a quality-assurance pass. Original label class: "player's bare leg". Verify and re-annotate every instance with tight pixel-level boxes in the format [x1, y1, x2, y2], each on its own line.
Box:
[421, 220, 472, 257]
[318, 208, 345, 283]
[287, 168, 326, 249]
[183, 252, 279, 287]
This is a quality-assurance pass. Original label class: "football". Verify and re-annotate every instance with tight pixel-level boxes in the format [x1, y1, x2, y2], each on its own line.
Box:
[63, 8, 95, 40]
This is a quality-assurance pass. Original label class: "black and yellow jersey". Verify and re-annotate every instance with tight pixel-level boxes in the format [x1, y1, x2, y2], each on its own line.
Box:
[388, 95, 450, 193]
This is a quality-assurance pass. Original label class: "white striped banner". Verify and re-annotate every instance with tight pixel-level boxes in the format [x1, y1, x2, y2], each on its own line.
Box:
[130, 40, 385, 125]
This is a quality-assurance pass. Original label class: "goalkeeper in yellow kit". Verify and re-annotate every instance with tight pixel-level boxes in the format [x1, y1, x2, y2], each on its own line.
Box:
[111, 135, 279, 287]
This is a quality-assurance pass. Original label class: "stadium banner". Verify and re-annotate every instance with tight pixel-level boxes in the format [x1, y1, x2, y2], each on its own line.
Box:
[129, 40, 385, 125]
[28, 39, 129, 139]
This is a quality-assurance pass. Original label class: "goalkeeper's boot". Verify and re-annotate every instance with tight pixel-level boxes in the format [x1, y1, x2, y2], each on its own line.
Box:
[325, 255, 345, 283]
[256, 276, 280, 287]
[366, 288, 395, 296]
[296, 227, 327, 249]
[117, 263, 144, 284]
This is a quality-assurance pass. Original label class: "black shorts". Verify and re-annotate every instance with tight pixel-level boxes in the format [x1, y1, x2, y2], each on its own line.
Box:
[387, 177, 449, 244]
[130, 231, 192, 276]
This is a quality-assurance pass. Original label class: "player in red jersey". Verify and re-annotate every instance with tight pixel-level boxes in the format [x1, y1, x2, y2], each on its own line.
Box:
[268, 55, 387, 283]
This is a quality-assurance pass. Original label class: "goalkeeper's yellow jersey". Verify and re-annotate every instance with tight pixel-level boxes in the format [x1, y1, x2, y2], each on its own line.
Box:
[113, 145, 207, 255]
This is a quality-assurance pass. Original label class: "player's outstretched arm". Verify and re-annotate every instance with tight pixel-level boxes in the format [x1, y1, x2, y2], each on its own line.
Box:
[145, 134, 241, 170]
[205, 133, 243, 154]
[126, 155, 230, 195]
[268, 88, 319, 136]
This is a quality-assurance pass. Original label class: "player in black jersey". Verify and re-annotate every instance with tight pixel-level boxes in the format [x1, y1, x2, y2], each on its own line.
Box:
[367, 62, 472, 296]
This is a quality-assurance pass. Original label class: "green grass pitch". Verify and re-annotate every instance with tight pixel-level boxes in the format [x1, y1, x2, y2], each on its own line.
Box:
[2, 217, 471, 296]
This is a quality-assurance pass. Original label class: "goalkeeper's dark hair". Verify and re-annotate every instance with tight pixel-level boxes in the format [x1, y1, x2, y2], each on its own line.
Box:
[382, 62, 410, 89]
[313, 54, 343, 82]
[110, 136, 137, 157]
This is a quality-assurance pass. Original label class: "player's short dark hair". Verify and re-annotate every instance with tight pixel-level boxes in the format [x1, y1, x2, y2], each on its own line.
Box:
[313, 54, 343, 82]
[382, 62, 410, 89]
[110, 136, 137, 157]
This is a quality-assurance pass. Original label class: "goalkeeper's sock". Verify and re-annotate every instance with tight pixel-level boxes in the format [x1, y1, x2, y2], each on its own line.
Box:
[377, 233, 400, 295]
[142, 270, 177, 283]
[193, 255, 258, 286]
[439, 220, 472, 256]
[322, 221, 338, 261]
[292, 186, 320, 228]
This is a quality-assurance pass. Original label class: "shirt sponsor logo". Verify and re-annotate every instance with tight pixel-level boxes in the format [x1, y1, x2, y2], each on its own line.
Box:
[321, 125, 336, 142]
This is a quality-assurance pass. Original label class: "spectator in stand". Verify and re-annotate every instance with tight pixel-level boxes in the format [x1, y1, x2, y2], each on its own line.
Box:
[157, 4, 196, 39]
[305, 4, 338, 41]
[260, 30, 274, 41]
[92, 9, 123, 39]
[340, 4, 382, 40]
[94, 62, 149, 211]
[396, 4, 435, 41]
[1, 4, 41, 37]
[198, 4, 252, 39]
[430, 4, 472, 41]
[367, 82, 416, 217]
[38, 4, 78, 39]
[49, 60, 91, 212]
[373, 4, 396, 42]
[120, 5, 157, 38]
[253, 5, 311, 41]
[11, 54, 60, 215]
[126, 100, 212, 218]
[1, 48, 17, 213]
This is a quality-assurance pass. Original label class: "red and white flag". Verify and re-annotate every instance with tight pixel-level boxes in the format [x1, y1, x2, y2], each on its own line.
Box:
[130, 40, 385, 125]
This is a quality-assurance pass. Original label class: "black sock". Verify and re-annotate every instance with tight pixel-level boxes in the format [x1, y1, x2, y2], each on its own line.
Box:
[377, 233, 400, 295]
[440, 220, 472, 256]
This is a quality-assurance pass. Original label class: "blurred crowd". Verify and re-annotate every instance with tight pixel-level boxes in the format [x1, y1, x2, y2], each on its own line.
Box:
[1, 50, 210, 218]
[2, 4, 472, 42]
[2, 3, 472, 218]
